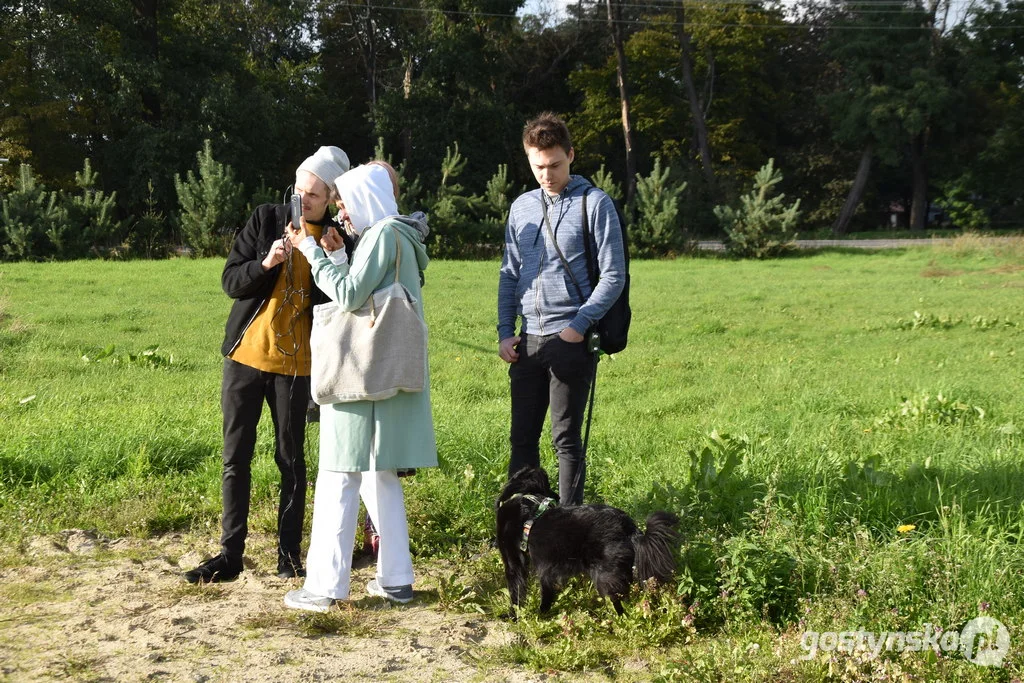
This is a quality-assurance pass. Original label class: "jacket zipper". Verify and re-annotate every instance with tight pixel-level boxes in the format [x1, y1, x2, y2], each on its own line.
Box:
[227, 299, 266, 356]
[535, 191, 569, 335]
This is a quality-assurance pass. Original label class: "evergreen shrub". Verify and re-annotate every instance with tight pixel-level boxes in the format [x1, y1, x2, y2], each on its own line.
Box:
[715, 159, 801, 259]
[174, 140, 245, 257]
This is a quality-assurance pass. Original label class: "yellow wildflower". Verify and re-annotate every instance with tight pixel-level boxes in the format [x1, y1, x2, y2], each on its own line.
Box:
[897, 524, 916, 533]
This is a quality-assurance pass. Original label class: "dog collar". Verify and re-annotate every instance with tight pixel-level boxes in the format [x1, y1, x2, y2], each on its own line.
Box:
[507, 494, 557, 552]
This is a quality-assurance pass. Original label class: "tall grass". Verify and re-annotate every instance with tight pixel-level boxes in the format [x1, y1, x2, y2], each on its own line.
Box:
[937, 232, 1024, 261]
[1, 244, 1021, 679]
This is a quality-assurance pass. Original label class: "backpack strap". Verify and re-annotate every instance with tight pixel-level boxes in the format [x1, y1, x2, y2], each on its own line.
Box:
[580, 187, 599, 289]
[540, 185, 602, 304]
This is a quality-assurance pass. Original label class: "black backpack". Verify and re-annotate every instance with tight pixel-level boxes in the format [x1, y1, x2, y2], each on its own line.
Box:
[581, 185, 631, 354]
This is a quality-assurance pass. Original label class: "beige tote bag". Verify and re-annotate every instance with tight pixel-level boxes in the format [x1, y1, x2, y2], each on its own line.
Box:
[310, 231, 426, 404]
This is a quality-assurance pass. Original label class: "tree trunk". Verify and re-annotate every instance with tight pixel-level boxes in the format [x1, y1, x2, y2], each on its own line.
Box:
[833, 144, 873, 236]
[350, 1, 378, 120]
[676, 3, 715, 196]
[401, 55, 413, 163]
[908, 133, 928, 231]
[131, 0, 161, 124]
[606, 0, 636, 207]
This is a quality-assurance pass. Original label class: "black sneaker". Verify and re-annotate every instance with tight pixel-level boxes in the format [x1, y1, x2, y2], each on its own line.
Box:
[183, 554, 242, 584]
[277, 556, 306, 579]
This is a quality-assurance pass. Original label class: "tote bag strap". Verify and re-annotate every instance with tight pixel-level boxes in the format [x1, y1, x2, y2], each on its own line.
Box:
[369, 229, 403, 326]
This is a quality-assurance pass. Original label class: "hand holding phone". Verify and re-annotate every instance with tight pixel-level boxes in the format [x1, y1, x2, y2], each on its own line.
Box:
[321, 225, 344, 253]
[287, 193, 309, 249]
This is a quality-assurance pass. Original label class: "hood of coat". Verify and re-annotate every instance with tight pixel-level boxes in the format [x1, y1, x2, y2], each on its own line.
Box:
[337, 164, 399, 233]
[559, 175, 590, 198]
[390, 212, 431, 273]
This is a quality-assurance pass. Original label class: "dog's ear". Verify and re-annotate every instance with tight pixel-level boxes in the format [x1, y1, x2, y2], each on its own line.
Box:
[497, 472, 525, 508]
[496, 479, 511, 510]
[520, 466, 554, 496]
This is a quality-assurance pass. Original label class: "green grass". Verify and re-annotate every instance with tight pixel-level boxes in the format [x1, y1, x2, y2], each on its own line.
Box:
[1, 243, 1022, 680]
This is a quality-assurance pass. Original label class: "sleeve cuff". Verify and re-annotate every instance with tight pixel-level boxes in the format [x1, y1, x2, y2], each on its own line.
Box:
[328, 248, 348, 266]
[569, 320, 590, 337]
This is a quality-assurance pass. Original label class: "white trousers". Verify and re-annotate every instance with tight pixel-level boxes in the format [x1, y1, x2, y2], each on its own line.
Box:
[302, 469, 414, 600]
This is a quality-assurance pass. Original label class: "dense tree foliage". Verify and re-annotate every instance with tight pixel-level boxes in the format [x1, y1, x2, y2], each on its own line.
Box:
[1, 0, 1022, 259]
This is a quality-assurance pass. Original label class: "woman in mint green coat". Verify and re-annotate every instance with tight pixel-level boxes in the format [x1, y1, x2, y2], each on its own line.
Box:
[283, 163, 437, 612]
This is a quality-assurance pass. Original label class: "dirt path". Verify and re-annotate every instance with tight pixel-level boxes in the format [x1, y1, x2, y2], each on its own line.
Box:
[0, 530, 558, 682]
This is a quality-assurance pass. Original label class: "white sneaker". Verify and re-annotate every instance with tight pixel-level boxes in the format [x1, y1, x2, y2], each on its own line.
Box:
[284, 588, 334, 613]
[367, 579, 413, 604]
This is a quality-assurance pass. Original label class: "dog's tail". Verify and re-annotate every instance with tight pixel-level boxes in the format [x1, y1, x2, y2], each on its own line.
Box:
[632, 511, 680, 584]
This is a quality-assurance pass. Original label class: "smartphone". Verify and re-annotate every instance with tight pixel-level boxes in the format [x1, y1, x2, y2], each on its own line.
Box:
[290, 193, 302, 228]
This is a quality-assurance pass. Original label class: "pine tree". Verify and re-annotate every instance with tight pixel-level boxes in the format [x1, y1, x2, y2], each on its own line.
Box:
[373, 137, 423, 215]
[715, 159, 801, 259]
[591, 165, 624, 205]
[480, 164, 518, 244]
[130, 180, 169, 258]
[631, 157, 687, 256]
[0, 165, 65, 261]
[50, 159, 122, 258]
[425, 143, 485, 258]
[174, 140, 245, 257]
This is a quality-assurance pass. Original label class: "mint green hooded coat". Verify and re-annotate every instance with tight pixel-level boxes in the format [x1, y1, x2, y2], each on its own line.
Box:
[305, 196, 438, 472]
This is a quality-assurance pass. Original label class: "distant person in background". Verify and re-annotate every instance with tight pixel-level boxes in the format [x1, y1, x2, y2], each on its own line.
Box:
[497, 113, 626, 505]
[282, 162, 437, 612]
[184, 146, 353, 584]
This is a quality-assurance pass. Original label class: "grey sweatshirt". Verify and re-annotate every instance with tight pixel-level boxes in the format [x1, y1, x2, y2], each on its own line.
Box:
[498, 175, 626, 340]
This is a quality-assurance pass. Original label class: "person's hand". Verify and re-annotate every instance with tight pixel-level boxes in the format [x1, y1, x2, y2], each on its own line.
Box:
[558, 327, 584, 343]
[287, 217, 310, 249]
[321, 225, 345, 253]
[499, 336, 520, 363]
[261, 238, 290, 270]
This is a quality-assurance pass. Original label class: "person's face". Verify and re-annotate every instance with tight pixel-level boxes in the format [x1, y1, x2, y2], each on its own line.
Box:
[526, 144, 574, 195]
[293, 170, 331, 221]
[334, 198, 350, 227]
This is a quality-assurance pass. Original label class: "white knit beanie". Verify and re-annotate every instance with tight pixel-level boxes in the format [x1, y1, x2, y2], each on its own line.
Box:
[296, 146, 351, 189]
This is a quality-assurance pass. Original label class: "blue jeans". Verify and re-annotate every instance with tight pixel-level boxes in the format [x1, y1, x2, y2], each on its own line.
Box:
[508, 333, 595, 505]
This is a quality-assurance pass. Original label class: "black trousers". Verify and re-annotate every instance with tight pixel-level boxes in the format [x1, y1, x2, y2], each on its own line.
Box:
[220, 358, 308, 563]
[508, 333, 595, 505]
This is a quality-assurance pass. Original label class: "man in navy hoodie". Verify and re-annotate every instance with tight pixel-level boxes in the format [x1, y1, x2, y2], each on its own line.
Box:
[497, 113, 626, 505]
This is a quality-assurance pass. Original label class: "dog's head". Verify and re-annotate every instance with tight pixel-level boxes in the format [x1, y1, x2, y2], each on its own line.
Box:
[496, 465, 557, 510]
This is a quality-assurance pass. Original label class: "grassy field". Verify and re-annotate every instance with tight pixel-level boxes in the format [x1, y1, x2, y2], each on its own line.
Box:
[1, 236, 1022, 680]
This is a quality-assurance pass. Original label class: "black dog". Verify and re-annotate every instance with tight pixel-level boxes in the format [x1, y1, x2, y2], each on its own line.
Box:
[496, 466, 679, 616]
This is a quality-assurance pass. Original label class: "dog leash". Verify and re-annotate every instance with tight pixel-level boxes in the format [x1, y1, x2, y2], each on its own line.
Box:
[568, 353, 599, 505]
[507, 493, 557, 551]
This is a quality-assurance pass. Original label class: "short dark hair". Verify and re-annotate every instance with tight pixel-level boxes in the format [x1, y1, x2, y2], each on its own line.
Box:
[522, 112, 572, 154]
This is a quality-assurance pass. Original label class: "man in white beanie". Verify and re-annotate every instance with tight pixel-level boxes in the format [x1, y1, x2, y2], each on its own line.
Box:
[185, 146, 354, 584]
